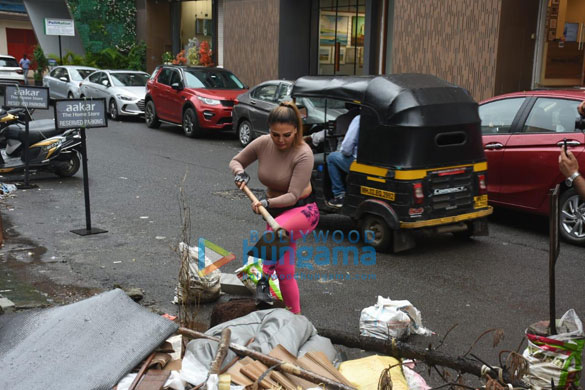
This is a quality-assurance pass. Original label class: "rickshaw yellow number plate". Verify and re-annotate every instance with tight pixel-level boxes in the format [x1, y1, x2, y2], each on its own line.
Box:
[360, 186, 396, 201]
[474, 195, 488, 209]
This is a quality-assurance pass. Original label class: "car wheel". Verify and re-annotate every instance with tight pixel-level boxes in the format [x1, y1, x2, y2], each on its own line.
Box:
[361, 214, 392, 252]
[109, 99, 119, 121]
[237, 119, 253, 147]
[54, 153, 80, 177]
[145, 100, 160, 129]
[183, 107, 203, 138]
[67, 92, 74, 99]
[559, 188, 585, 245]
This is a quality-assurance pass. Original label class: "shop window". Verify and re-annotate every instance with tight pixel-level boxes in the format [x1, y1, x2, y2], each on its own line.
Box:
[180, 0, 215, 67]
[318, 0, 366, 76]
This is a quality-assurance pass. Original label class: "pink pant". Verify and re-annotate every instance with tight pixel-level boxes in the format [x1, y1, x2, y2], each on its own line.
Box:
[263, 202, 319, 314]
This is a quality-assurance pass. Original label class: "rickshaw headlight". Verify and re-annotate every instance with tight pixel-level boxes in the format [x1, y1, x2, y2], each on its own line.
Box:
[477, 174, 487, 194]
[413, 182, 424, 204]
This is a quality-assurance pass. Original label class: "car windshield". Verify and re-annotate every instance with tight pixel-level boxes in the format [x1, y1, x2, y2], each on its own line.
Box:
[0, 58, 18, 67]
[183, 69, 246, 89]
[111, 72, 149, 87]
[71, 69, 95, 81]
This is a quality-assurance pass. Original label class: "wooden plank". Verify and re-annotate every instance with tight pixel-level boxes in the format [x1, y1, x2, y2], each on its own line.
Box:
[305, 351, 353, 387]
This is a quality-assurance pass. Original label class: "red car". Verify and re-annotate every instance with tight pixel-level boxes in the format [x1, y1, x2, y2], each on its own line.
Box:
[145, 65, 248, 138]
[479, 90, 585, 244]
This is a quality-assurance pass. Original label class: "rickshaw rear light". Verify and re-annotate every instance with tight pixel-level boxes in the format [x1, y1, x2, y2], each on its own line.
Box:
[413, 182, 424, 204]
[478, 174, 487, 194]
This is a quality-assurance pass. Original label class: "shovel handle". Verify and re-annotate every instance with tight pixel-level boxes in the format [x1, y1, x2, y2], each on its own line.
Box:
[241, 184, 284, 234]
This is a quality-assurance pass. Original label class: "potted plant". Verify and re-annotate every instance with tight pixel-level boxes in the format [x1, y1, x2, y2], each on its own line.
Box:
[161, 51, 173, 65]
[32, 45, 48, 86]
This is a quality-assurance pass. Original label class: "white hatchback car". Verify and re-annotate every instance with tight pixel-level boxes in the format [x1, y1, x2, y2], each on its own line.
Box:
[43, 65, 97, 99]
[0, 55, 26, 86]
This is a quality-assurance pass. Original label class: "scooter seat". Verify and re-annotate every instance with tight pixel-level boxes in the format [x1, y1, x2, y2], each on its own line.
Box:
[4, 120, 64, 145]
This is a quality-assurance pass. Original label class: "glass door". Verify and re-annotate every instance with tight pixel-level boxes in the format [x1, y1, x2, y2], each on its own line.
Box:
[318, 0, 366, 75]
[539, 0, 585, 87]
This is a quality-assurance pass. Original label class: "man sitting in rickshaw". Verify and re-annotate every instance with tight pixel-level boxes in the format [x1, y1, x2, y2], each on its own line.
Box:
[326, 114, 360, 208]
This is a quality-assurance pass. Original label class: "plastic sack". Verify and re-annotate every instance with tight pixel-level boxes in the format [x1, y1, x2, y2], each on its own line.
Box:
[359, 296, 433, 340]
[235, 256, 283, 301]
[523, 309, 585, 390]
[174, 242, 221, 304]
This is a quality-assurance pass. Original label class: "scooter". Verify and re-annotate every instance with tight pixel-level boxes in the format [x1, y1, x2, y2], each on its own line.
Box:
[0, 108, 81, 177]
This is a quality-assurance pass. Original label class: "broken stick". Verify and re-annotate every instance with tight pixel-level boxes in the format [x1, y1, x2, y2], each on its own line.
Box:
[178, 327, 356, 390]
[210, 328, 231, 374]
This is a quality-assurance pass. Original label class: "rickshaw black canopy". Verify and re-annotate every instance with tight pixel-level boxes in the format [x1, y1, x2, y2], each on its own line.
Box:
[292, 74, 484, 169]
[292, 74, 479, 127]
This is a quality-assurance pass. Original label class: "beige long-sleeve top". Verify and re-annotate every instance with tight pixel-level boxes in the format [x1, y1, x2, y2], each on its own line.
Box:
[229, 135, 314, 208]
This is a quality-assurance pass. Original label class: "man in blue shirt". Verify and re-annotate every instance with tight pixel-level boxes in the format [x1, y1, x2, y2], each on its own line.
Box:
[326, 114, 360, 208]
[19, 54, 30, 85]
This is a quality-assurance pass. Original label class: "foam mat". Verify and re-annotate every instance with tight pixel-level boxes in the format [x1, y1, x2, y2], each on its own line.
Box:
[0, 289, 178, 390]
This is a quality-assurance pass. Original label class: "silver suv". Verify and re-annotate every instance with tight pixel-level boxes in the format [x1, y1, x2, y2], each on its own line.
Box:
[0, 55, 26, 86]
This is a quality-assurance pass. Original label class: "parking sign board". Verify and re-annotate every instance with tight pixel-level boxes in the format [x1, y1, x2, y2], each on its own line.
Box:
[4, 86, 49, 109]
[54, 99, 108, 130]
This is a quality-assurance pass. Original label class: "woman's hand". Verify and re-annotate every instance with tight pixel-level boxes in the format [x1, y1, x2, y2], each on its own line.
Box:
[234, 171, 250, 189]
[251, 199, 269, 214]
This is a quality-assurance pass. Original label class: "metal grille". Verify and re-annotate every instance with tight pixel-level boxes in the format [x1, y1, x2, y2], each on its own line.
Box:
[428, 168, 474, 212]
[136, 99, 145, 111]
[221, 100, 234, 107]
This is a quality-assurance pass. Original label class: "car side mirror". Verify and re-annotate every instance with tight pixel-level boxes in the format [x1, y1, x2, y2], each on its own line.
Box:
[171, 82, 183, 90]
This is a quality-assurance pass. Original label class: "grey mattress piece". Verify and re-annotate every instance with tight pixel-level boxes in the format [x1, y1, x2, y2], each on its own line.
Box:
[184, 308, 340, 372]
[0, 289, 178, 390]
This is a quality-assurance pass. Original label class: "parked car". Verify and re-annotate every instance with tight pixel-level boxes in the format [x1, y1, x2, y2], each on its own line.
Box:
[145, 65, 247, 138]
[79, 70, 149, 120]
[0, 54, 25, 86]
[479, 89, 585, 244]
[43, 65, 97, 99]
[232, 79, 347, 147]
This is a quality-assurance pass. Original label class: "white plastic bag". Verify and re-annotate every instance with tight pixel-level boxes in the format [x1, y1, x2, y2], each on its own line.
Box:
[359, 296, 433, 340]
[522, 309, 585, 390]
[174, 242, 221, 304]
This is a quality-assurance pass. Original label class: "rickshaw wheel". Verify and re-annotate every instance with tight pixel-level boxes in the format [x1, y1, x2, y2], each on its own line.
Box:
[361, 215, 392, 252]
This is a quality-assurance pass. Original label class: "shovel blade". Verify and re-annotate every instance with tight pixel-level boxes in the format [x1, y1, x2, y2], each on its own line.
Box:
[246, 230, 292, 262]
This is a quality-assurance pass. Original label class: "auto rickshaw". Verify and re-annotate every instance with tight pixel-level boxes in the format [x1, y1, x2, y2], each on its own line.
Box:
[292, 74, 493, 252]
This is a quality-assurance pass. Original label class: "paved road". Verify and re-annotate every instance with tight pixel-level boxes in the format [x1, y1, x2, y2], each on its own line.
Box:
[2, 109, 584, 383]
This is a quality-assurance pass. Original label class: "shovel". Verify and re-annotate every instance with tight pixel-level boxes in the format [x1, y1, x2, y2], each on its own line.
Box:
[240, 184, 292, 262]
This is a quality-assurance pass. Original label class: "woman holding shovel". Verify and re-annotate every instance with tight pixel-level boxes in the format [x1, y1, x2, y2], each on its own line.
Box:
[230, 102, 319, 314]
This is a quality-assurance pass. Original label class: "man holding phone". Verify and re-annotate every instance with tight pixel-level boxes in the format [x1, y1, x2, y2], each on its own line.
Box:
[559, 101, 585, 199]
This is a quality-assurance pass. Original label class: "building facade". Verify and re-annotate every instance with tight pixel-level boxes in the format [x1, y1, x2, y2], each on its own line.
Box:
[134, 0, 585, 102]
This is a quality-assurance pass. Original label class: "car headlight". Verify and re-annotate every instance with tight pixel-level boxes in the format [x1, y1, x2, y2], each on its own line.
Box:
[116, 94, 134, 101]
[197, 96, 221, 105]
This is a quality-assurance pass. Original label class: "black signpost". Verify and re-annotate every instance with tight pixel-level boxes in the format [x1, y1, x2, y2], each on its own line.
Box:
[54, 98, 108, 236]
[3, 85, 50, 189]
[548, 185, 561, 335]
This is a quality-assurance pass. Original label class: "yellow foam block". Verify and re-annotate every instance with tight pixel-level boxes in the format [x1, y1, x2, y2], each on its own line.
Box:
[338, 355, 408, 390]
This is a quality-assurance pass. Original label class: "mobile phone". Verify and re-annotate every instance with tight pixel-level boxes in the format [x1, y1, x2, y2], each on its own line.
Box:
[563, 138, 568, 154]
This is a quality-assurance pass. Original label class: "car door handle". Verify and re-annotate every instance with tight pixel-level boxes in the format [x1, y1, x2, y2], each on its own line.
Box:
[484, 142, 504, 150]
[250, 100, 256, 105]
[557, 140, 581, 147]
